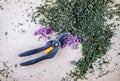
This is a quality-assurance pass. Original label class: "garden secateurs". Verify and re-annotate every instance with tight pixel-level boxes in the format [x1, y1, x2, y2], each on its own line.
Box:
[18, 32, 70, 66]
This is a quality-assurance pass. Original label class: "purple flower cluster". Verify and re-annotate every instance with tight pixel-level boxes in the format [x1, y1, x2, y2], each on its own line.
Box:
[61, 35, 80, 48]
[34, 24, 53, 39]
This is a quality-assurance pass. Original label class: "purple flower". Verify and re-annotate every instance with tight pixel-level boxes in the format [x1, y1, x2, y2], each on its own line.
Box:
[72, 35, 79, 48]
[34, 24, 53, 39]
[34, 28, 45, 35]
[46, 28, 53, 34]
[70, 60, 76, 65]
[61, 41, 68, 48]
[61, 35, 80, 48]
[66, 35, 73, 45]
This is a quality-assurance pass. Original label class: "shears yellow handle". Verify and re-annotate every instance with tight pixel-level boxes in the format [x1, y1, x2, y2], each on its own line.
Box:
[44, 46, 54, 54]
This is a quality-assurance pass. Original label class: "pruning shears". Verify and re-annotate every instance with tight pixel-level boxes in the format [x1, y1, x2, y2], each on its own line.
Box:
[18, 32, 70, 66]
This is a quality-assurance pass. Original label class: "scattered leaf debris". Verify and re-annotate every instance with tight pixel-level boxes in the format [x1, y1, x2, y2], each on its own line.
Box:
[32, 0, 120, 80]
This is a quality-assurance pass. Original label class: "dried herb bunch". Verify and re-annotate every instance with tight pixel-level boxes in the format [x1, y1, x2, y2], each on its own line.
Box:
[32, 0, 115, 80]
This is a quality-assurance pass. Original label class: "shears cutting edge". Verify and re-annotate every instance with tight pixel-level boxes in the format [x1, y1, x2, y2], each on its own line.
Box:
[18, 32, 70, 66]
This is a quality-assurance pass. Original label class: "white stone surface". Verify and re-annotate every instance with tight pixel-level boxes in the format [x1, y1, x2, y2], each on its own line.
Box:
[0, 0, 120, 81]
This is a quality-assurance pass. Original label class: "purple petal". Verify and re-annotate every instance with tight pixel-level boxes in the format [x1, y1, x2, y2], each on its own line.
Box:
[67, 35, 73, 41]
[34, 31, 38, 35]
[70, 60, 76, 65]
[61, 44, 66, 48]
[34, 28, 43, 35]
[61, 35, 80, 48]
[61, 41, 68, 48]
[41, 32, 47, 38]
[34, 27, 53, 39]
[46, 28, 53, 34]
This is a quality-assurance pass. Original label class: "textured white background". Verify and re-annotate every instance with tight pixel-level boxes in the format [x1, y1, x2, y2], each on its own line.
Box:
[0, 0, 120, 81]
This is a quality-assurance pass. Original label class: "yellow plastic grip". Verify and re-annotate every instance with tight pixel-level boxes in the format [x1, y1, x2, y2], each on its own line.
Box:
[44, 46, 54, 54]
